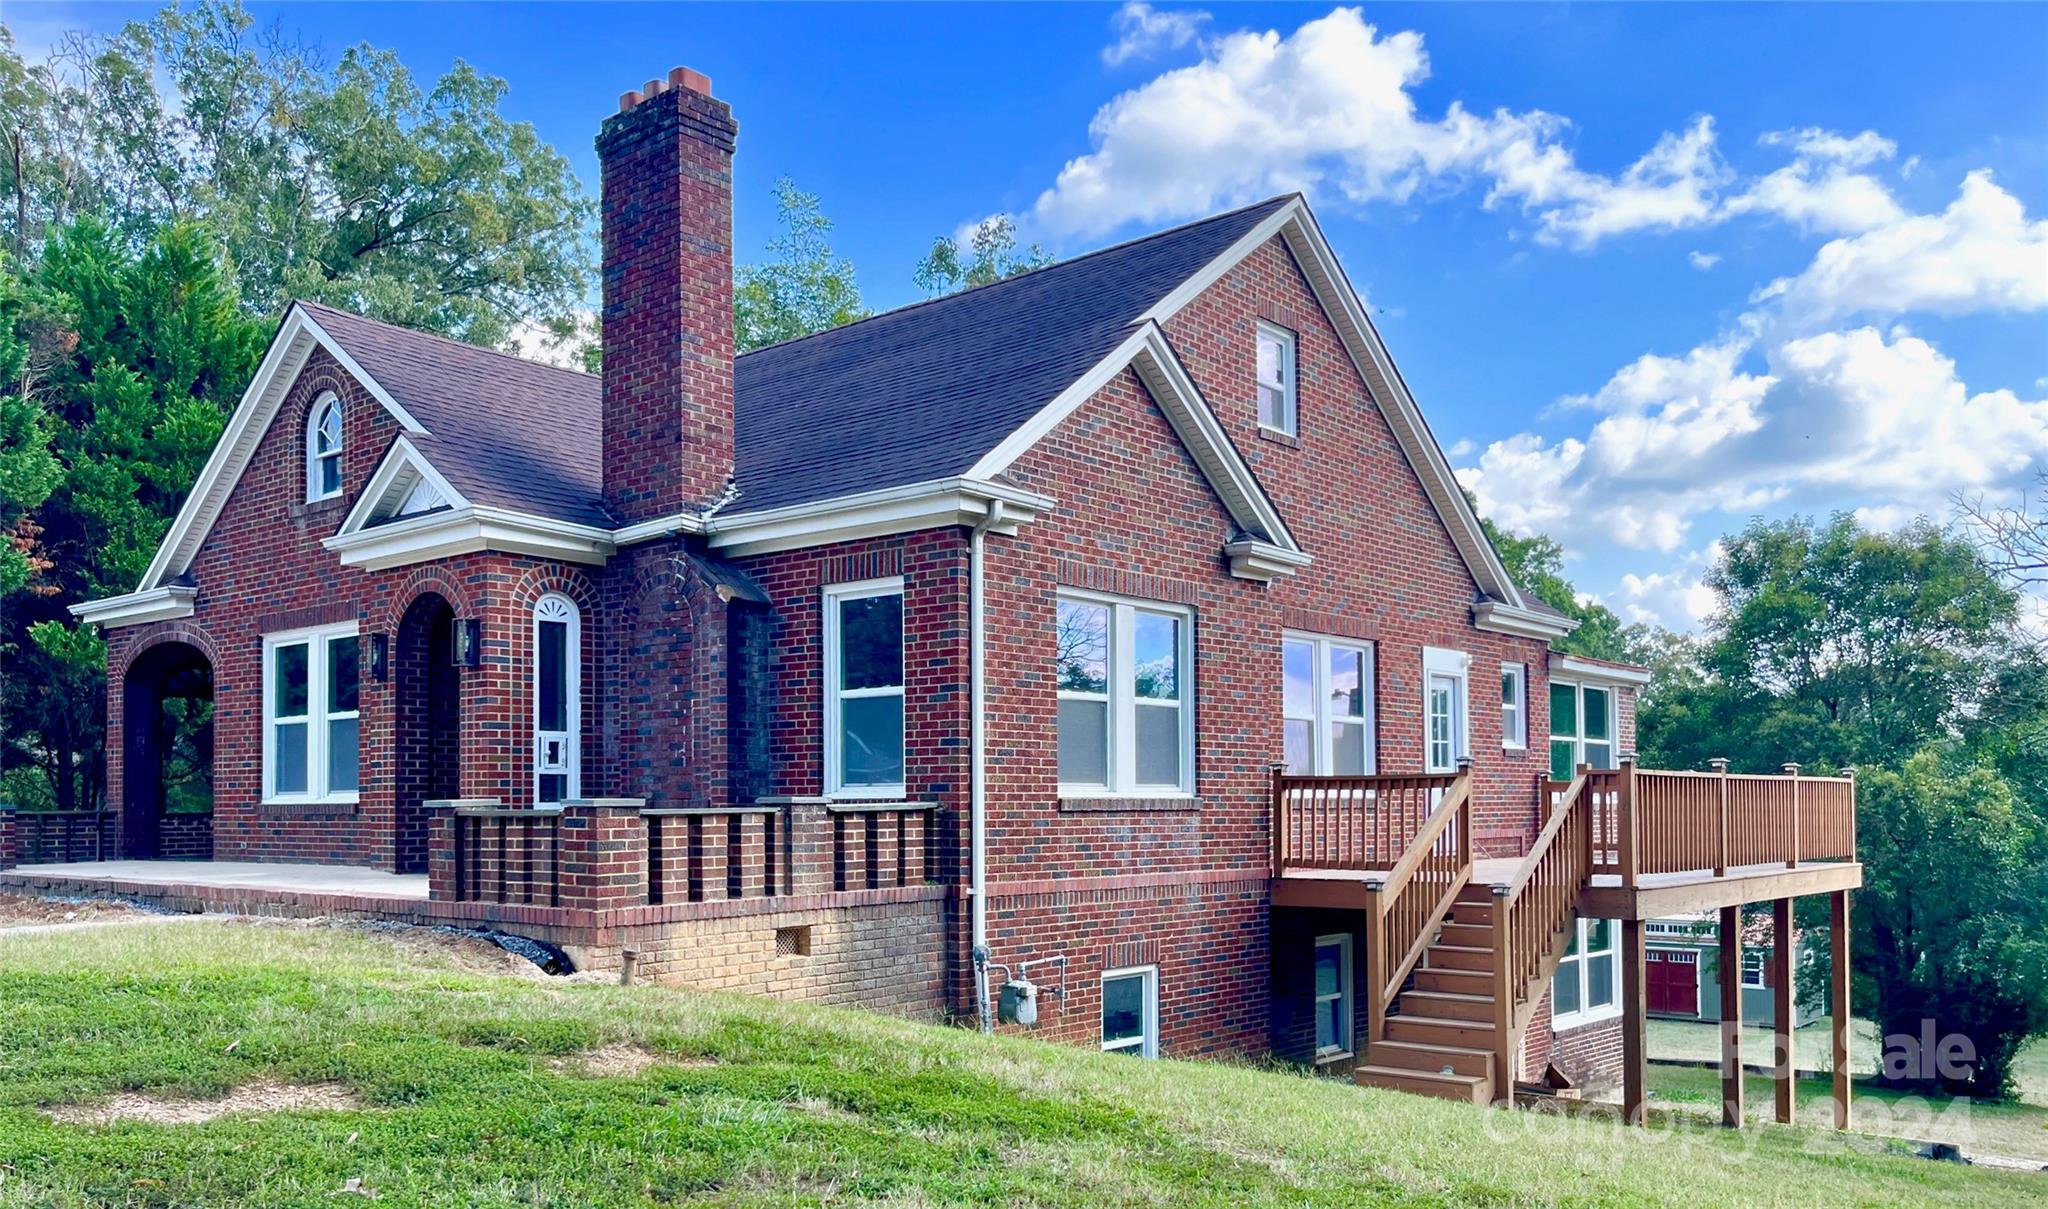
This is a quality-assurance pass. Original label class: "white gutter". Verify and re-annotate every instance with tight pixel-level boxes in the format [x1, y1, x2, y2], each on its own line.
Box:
[969, 497, 1006, 1032]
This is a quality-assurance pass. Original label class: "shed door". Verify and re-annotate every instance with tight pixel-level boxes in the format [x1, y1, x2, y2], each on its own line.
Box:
[1647, 948, 1699, 1016]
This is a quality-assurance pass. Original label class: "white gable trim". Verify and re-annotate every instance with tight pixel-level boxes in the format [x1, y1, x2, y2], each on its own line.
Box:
[335, 436, 471, 535]
[965, 322, 1306, 580]
[1143, 197, 1530, 611]
[69, 584, 196, 627]
[324, 504, 616, 571]
[134, 304, 428, 593]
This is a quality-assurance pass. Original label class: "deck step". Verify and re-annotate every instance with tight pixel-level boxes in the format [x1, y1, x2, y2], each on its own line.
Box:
[1456, 883, 1495, 905]
[1411, 967, 1493, 995]
[1437, 922, 1493, 948]
[1423, 943, 1495, 972]
[1370, 1039, 1494, 1078]
[1384, 1013, 1497, 1048]
[1449, 902, 1493, 926]
[1354, 1063, 1494, 1105]
[1399, 990, 1496, 1022]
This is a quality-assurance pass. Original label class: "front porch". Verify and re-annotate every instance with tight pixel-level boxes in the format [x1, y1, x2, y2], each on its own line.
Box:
[1269, 761, 1861, 1127]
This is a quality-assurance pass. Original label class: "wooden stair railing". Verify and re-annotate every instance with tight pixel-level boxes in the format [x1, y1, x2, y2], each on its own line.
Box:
[1363, 766, 1475, 1044]
[1488, 767, 1594, 1093]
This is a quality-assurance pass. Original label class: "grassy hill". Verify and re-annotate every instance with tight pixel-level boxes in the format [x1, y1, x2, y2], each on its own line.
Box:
[0, 916, 2039, 1207]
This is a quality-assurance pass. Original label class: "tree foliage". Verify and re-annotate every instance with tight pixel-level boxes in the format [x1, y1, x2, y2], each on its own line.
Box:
[1479, 516, 1655, 663]
[913, 215, 1051, 297]
[734, 179, 866, 353]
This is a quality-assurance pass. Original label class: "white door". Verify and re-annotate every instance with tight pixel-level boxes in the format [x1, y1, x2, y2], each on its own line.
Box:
[1426, 672, 1462, 774]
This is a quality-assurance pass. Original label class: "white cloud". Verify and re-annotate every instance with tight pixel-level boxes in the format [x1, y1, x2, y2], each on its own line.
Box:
[1754, 170, 2048, 326]
[507, 311, 596, 371]
[1722, 128, 1904, 236]
[1612, 544, 1722, 630]
[1103, 2, 1211, 67]
[1688, 250, 1721, 270]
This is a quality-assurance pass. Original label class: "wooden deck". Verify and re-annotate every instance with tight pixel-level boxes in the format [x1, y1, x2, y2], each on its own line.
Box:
[1278, 856, 1864, 916]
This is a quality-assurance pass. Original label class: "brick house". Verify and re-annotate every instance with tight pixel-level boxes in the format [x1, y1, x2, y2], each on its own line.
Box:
[57, 68, 1860, 1117]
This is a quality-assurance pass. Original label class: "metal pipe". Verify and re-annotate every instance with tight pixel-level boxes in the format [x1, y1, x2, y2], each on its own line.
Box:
[969, 499, 1006, 1033]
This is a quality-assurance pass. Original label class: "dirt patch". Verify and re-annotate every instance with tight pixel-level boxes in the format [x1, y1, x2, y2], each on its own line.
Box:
[43, 1078, 361, 1125]
[0, 894, 153, 930]
[549, 1043, 714, 1078]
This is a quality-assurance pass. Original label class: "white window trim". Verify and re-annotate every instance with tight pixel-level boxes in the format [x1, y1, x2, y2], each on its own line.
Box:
[533, 593, 581, 805]
[1101, 964, 1160, 1058]
[1282, 632, 1376, 776]
[306, 392, 343, 503]
[1421, 646, 1471, 774]
[1553, 918, 1622, 1030]
[1501, 662, 1527, 750]
[1549, 680, 1617, 777]
[261, 620, 360, 806]
[1057, 588, 1196, 799]
[1313, 933, 1354, 1058]
[823, 576, 907, 799]
[1256, 320, 1298, 437]
[1742, 949, 1768, 989]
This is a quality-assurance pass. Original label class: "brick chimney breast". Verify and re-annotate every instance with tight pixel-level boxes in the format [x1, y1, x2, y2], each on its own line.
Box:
[597, 67, 738, 525]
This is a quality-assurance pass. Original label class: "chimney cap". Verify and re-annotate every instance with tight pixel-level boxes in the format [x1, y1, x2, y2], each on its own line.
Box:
[620, 66, 713, 112]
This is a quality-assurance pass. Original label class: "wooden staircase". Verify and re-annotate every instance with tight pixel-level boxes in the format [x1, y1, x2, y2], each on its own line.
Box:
[1353, 884, 1514, 1104]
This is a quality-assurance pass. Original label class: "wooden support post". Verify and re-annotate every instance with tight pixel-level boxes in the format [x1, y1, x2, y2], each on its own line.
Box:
[1617, 758, 1639, 887]
[1711, 757, 1731, 877]
[1831, 889, 1852, 1130]
[1269, 764, 1287, 875]
[1622, 917, 1648, 1125]
[1783, 763, 1802, 869]
[1578, 762, 1595, 870]
[1490, 886, 1515, 1106]
[1772, 896, 1796, 1124]
[1719, 904, 1743, 1127]
[1364, 881, 1387, 1045]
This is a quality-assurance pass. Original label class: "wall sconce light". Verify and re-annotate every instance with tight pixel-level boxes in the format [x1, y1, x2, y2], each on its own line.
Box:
[452, 618, 482, 668]
[369, 632, 389, 682]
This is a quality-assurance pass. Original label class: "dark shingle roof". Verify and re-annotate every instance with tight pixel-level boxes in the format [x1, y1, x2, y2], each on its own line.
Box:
[298, 195, 1293, 527]
[297, 302, 609, 527]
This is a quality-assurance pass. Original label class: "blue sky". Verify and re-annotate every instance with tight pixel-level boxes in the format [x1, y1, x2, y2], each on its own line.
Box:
[12, 2, 2048, 629]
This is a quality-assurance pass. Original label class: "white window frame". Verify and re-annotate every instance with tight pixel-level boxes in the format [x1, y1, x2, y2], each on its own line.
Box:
[533, 593, 581, 806]
[1101, 964, 1160, 1058]
[306, 393, 343, 502]
[1552, 918, 1621, 1029]
[823, 577, 907, 799]
[1056, 589, 1195, 798]
[1421, 647, 1470, 774]
[1742, 949, 1768, 989]
[1548, 680, 1617, 780]
[1256, 321, 1298, 436]
[261, 621, 360, 806]
[1501, 662, 1527, 750]
[1282, 633, 1376, 776]
[1313, 933, 1354, 1058]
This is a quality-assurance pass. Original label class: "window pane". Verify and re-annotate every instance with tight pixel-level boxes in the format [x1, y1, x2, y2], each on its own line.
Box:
[1587, 953, 1615, 1009]
[539, 774, 568, 804]
[1058, 698, 1109, 785]
[274, 644, 308, 717]
[1259, 383, 1288, 430]
[1586, 742, 1614, 771]
[1102, 974, 1145, 1045]
[1550, 683, 1577, 737]
[839, 594, 903, 691]
[840, 694, 904, 786]
[1135, 703, 1181, 787]
[320, 455, 341, 496]
[1283, 719, 1313, 774]
[327, 717, 359, 793]
[1056, 601, 1110, 693]
[1328, 646, 1364, 719]
[1502, 669, 1518, 706]
[328, 637, 359, 714]
[1553, 960, 1581, 1016]
[1133, 613, 1179, 701]
[1584, 688, 1611, 741]
[1550, 739, 1576, 781]
[1331, 721, 1365, 775]
[1316, 998, 1343, 1052]
[274, 721, 307, 795]
[318, 402, 341, 449]
[1315, 945, 1341, 998]
[1283, 640, 1315, 715]
[1585, 919, 1613, 954]
[538, 619, 568, 732]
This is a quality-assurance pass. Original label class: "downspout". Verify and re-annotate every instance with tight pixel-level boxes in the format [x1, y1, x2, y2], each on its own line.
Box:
[969, 497, 1006, 1033]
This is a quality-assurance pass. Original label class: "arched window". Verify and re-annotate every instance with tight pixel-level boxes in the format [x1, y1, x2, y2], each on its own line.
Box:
[307, 395, 343, 501]
[533, 594, 581, 804]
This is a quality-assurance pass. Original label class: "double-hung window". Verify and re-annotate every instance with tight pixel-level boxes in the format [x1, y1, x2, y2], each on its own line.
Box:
[1056, 593, 1193, 795]
[264, 623, 359, 804]
[307, 394, 343, 501]
[1552, 918, 1619, 1027]
[1548, 681, 1615, 780]
[825, 579, 905, 797]
[1256, 322, 1298, 435]
[1501, 663, 1527, 749]
[1282, 635, 1374, 775]
[1101, 965, 1159, 1057]
[1313, 934, 1354, 1057]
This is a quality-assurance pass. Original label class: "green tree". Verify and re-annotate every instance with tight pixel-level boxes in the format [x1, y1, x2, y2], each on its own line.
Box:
[1479, 517, 1653, 663]
[913, 214, 1051, 297]
[734, 178, 866, 353]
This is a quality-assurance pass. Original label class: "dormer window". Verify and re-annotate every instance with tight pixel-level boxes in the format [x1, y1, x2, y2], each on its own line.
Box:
[1256, 322, 1297, 436]
[307, 395, 343, 501]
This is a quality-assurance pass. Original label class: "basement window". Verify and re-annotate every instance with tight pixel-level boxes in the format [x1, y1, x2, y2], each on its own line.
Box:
[1101, 965, 1159, 1058]
[1313, 934, 1354, 1057]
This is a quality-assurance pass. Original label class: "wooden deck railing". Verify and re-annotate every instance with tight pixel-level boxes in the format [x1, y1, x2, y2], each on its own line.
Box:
[1271, 771, 1464, 873]
[1609, 762, 1856, 884]
[1362, 769, 1474, 1044]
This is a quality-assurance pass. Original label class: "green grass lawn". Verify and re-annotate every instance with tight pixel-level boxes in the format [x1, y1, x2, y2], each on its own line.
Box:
[1647, 1017, 2048, 1108]
[2, 920, 2044, 1207]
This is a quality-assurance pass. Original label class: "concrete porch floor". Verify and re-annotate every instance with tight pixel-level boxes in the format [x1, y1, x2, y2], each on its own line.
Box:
[8, 861, 428, 900]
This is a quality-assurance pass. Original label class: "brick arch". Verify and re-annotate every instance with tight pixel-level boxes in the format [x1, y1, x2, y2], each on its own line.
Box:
[382, 567, 474, 633]
[115, 619, 223, 677]
[509, 564, 600, 615]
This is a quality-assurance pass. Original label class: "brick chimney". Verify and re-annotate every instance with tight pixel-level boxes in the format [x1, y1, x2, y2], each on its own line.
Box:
[597, 67, 737, 524]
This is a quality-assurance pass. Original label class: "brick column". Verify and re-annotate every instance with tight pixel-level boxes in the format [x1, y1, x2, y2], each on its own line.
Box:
[0, 804, 17, 871]
[776, 798, 834, 896]
[733, 811, 768, 898]
[423, 799, 498, 901]
[557, 799, 648, 911]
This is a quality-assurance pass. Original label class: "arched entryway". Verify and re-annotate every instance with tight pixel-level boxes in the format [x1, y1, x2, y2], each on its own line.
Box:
[121, 640, 214, 859]
[393, 592, 460, 874]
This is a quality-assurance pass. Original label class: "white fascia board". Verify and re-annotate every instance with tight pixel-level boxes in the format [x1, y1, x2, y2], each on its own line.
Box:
[325, 506, 614, 571]
[610, 510, 709, 547]
[1474, 599, 1578, 641]
[704, 477, 1054, 558]
[135, 304, 427, 592]
[335, 435, 471, 537]
[1550, 652, 1654, 687]
[69, 584, 197, 628]
[1144, 198, 1530, 612]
